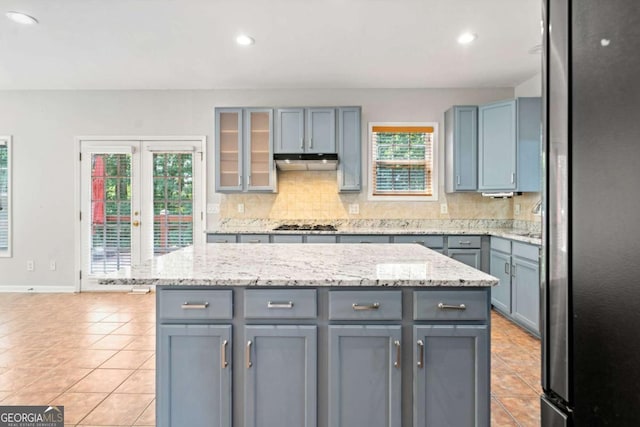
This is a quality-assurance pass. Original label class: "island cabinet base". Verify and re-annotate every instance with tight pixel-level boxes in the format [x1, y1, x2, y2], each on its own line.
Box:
[156, 286, 491, 427]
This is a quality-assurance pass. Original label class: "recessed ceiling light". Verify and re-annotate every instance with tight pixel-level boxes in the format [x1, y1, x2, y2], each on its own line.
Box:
[6, 11, 38, 25]
[236, 35, 255, 46]
[457, 32, 477, 45]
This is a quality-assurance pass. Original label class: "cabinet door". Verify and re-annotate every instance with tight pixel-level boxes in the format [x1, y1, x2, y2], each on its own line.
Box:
[329, 325, 401, 427]
[158, 324, 231, 427]
[244, 325, 317, 427]
[306, 108, 336, 153]
[337, 107, 361, 191]
[445, 106, 478, 192]
[516, 97, 542, 192]
[215, 109, 243, 192]
[413, 325, 489, 427]
[478, 100, 517, 191]
[275, 108, 305, 153]
[246, 109, 275, 191]
[490, 250, 512, 314]
[447, 249, 481, 269]
[512, 256, 540, 334]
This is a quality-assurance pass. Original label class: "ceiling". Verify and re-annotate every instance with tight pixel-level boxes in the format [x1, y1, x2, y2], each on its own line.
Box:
[0, 0, 542, 90]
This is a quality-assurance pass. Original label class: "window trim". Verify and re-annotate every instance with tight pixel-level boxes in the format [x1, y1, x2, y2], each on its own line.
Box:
[0, 136, 12, 258]
[367, 122, 438, 202]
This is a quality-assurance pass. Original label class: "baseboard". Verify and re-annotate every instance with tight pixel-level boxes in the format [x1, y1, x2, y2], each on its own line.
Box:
[0, 285, 77, 293]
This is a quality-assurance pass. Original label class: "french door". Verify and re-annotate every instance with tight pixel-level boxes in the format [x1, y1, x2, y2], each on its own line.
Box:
[79, 138, 205, 291]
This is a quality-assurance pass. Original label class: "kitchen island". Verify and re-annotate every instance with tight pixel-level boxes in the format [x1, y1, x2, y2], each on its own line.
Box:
[103, 243, 498, 427]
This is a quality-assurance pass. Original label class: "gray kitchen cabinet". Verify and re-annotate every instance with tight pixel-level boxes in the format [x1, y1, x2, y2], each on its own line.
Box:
[478, 99, 517, 191]
[490, 236, 540, 336]
[270, 234, 304, 243]
[393, 235, 444, 251]
[413, 325, 489, 427]
[215, 108, 276, 193]
[516, 97, 542, 192]
[445, 106, 478, 192]
[244, 325, 317, 427]
[328, 325, 402, 427]
[238, 234, 269, 243]
[448, 249, 481, 269]
[337, 107, 362, 192]
[207, 234, 238, 243]
[158, 324, 232, 427]
[275, 107, 335, 154]
[339, 235, 391, 244]
[305, 235, 338, 243]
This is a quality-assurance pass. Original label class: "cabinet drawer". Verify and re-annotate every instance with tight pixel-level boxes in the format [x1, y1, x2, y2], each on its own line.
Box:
[329, 290, 402, 320]
[339, 235, 391, 244]
[447, 235, 482, 249]
[512, 241, 540, 261]
[394, 235, 444, 248]
[271, 235, 304, 243]
[306, 235, 337, 243]
[239, 234, 270, 243]
[414, 290, 488, 321]
[159, 290, 233, 321]
[207, 234, 237, 243]
[244, 289, 317, 319]
[491, 236, 511, 253]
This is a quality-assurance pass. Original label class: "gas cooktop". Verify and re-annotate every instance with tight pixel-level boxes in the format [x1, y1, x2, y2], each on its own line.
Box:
[273, 224, 337, 231]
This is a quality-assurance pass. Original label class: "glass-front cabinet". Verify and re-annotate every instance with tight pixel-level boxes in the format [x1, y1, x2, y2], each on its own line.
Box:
[246, 109, 274, 191]
[216, 109, 243, 192]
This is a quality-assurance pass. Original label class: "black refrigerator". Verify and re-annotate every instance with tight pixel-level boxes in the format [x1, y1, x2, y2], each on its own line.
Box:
[542, 0, 640, 425]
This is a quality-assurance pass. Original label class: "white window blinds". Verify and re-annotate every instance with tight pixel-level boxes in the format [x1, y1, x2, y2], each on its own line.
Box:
[0, 139, 10, 256]
[371, 126, 434, 196]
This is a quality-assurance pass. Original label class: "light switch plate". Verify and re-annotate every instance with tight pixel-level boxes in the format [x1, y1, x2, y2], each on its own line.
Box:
[440, 204, 448, 214]
[237, 203, 245, 214]
[348, 204, 359, 215]
[207, 203, 220, 214]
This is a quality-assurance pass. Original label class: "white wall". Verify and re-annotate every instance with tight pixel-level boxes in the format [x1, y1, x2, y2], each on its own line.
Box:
[0, 88, 513, 291]
[515, 73, 542, 97]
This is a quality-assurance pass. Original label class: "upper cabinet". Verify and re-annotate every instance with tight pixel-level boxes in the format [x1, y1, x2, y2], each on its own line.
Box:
[215, 108, 276, 193]
[445, 97, 542, 193]
[337, 107, 361, 192]
[275, 108, 336, 154]
[445, 106, 478, 192]
[478, 99, 517, 191]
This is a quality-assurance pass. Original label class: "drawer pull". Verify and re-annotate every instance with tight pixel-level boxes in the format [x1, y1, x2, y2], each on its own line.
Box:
[221, 340, 229, 368]
[458, 241, 472, 245]
[412, 241, 424, 244]
[181, 302, 209, 310]
[360, 241, 371, 244]
[352, 302, 380, 311]
[246, 340, 253, 369]
[267, 301, 294, 309]
[417, 340, 424, 368]
[394, 340, 401, 368]
[248, 239, 261, 243]
[215, 239, 228, 243]
[437, 302, 467, 311]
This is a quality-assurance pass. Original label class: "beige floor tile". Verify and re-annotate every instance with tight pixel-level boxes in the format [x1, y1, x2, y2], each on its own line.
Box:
[0, 348, 44, 367]
[51, 391, 108, 425]
[89, 335, 136, 350]
[0, 390, 11, 402]
[0, 391, 61, 405]
[100, 350, 154, 370]
[0, 367, 47, 391]
[133, 399, 155, 426]
[68, 369, 134, 393]
[56, 334, 106, 348]
[491, 370, 540, 398]
[101, 312, 136, 323]
[84, 323, 125, 335]
[81, 393, 154, 426]
[63, 349, 118, 369]
[138, 355, 155, 370]
[110, 322, 154, 336]
[491, 397, 519, 426]
[115, 370, 155, 394]
[123, 335, 155, 351]
[500, 396, 542, 427]
[21, 367, 92, 393]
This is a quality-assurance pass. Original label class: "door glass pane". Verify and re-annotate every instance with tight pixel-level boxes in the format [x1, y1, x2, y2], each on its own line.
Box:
[91, 153, 131, 274]
[0, 142, 9, 255]
[153, 153, 193, 255]
[249, 111, 270, 187]
[219, 112, 240, 187]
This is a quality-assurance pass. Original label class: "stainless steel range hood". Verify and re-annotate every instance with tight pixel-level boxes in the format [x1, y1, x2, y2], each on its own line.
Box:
[274, 153, 338, 171]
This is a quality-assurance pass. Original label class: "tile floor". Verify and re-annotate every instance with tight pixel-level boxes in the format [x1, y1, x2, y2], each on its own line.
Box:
[0, 292, 541, 426]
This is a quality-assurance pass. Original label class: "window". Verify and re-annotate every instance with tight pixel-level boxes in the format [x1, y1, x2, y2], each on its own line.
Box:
[0, 136, 11, 257]
[369, 123, 437, 200]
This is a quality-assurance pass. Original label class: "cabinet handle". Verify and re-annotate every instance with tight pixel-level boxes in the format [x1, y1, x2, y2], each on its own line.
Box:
[248, 175, 252, 186]
[352, 302, 380, 311]
[437, 302, 467, 311]
[394, 340, 401, 368]
[411, 241, 424, 245]
[458, 241, 472, 245]
[504, 262, 510, 275]
[181, 302, 209, 310]
[215, 240, 228, 243]
[248, 239, 261, 243]
[238, 175, 242, 186]
[456, 175, 461, 185]
[512, 264, 516, 278]
[300, 138, 304, 150]
[221, 340, 229, 368]
[309, 137, 313, 149]
[417, 340, 425, 369]
[267, 301, 294, 309]
[511, 173, 515, 184]
[246, 340, 253, 369]
[360, 241, 371, 244]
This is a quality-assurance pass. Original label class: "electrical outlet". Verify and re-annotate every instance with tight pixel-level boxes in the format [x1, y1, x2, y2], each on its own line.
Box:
[237, 203, 245, 214]
[26, 260, 35, 271]
[207, 203, 220, 214]
[440, 204, 448, 214]
[515, 203, 521, 215]
[49, 260, 56, 271]
[348, 203, 359, 215]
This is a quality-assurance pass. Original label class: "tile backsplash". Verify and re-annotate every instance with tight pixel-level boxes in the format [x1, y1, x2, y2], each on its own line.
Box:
[218, 171, 541, 224]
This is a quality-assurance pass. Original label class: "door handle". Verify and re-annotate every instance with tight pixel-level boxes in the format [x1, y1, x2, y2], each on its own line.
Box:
[310, 137, 313, 149]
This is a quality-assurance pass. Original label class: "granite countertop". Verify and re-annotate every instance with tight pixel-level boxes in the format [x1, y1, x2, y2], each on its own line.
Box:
[99, 243, 499, 288]
[206, 227, 541, 245]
